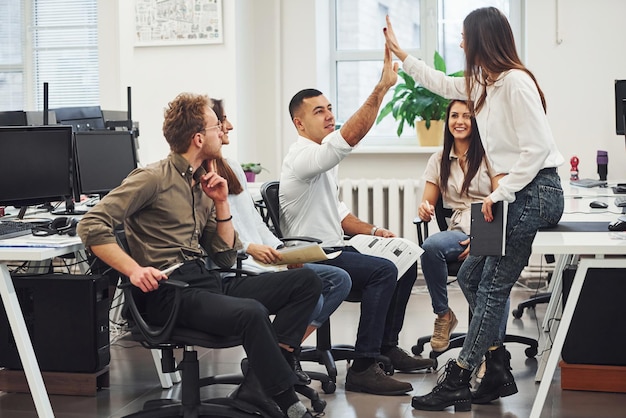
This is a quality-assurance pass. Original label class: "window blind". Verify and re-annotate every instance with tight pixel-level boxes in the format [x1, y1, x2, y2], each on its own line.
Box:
[0, 0, 25, 110]
[32, 0, 99, 108]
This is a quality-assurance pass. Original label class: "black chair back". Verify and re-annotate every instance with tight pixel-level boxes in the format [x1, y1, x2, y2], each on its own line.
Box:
[415, 196, 462, 277]
[260, 180, 282, 238]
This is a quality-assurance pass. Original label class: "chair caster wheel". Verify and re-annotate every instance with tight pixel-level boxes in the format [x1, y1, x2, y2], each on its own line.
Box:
[525, 346, 538, 358]
[411, 344, 424, 355]
[512, 308, 523, 319]
[321, 380, 336, 394]
[311, 398, 327, 413]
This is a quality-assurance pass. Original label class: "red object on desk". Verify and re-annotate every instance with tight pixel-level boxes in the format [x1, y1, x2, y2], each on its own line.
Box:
[570, 156, 579, 181]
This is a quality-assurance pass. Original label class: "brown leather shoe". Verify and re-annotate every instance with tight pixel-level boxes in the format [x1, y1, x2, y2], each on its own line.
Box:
[383, 346, 435, 372]
[345, 363, 413, 395]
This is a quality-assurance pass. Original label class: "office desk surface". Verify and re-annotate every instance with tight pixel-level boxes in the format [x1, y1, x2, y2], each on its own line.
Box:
[0, 238, 83, 261]
[529, 189, 626, 418]
[533, 230, 626, 254]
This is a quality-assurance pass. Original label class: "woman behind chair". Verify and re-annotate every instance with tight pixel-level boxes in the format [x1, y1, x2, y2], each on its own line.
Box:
[419, 99, 499, 353]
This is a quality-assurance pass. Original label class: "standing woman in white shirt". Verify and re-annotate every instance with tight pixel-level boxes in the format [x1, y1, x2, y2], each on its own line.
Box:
[385, 7, 564, 412]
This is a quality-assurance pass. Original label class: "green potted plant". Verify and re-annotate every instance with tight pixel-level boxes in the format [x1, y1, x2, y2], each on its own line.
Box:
[376, 51, 464, 146]
[241, 162, 268, 182]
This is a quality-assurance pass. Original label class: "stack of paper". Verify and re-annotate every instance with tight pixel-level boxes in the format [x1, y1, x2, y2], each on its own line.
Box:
[255, 242, 341, 267]
[347, 234, 423, 280]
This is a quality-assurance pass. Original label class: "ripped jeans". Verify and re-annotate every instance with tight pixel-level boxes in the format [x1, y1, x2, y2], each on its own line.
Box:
[456, 168, 563, 371]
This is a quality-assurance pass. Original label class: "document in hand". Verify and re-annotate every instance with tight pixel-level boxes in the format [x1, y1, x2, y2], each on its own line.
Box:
[255, 242, 342, 267]
[469, 201, 508, 256]
[347, 234, 424, 280]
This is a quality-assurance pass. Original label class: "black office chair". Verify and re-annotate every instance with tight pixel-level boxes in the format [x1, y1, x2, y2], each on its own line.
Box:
[260, 181, 394, 395]
[112, 227, 288, 418]
[412, 197, 538, 360]
[511, 253, 555, 319]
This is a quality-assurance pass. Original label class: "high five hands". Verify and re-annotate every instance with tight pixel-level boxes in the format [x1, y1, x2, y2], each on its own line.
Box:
[383, 16, 408, 62]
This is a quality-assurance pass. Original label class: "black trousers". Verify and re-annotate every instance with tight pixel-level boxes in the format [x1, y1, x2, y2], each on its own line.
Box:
[146, 260, 322, 396]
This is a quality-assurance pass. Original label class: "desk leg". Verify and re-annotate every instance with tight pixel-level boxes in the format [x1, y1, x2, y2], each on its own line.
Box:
[541, 254, 567, 331]
[529, 256, 626, 418]
[529, 258, 588, 418]
[0, 264, 54, 418]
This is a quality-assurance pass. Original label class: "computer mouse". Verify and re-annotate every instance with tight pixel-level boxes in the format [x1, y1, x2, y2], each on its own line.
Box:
[589, 200, 608, 209]
[608, 219, 626, 231]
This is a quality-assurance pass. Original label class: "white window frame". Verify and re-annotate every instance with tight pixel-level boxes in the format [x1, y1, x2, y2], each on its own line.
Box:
[0, 0, 99, 112]
[329, 0, 524, 153]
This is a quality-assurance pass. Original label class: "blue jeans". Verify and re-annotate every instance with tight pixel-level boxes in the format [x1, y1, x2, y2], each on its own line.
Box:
[304, 263, 352, 328]
[421, 230, 510, 340]
[456, 168, 563, 370]
[421, 230, 468, 315]
[317, 247, 417, 357]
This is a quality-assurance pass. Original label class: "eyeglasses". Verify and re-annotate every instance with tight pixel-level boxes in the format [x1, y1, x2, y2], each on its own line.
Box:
[200, 121, 222, 133]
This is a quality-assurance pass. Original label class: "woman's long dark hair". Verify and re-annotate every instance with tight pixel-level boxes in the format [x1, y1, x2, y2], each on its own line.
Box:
[440, 100, 486, 197]
[210, 98, 244, 196]
[463, 7, 546, 114]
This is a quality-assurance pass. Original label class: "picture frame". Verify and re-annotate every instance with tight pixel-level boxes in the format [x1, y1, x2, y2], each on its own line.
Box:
[134, 0, 223, 47]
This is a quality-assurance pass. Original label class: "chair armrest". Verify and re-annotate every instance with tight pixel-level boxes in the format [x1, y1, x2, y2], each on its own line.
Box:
[119, 279, 189, 346]
[413, 216, 429, 245]
[215, 267, 260, 277]
[281, 236, 323, 245]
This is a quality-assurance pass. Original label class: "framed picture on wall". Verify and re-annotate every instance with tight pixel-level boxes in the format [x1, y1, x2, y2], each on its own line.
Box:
[134, 0, 223, 46]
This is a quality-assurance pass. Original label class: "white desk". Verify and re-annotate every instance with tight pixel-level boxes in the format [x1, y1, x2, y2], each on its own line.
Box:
[0, 238, 84, 418]
[529, 193, 626, 418]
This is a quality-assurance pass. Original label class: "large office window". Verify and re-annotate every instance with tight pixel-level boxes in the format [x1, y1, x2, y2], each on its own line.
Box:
[0, 0, 99, 112]
[0, 0, 24, 110]
[331, 0, 523, 148]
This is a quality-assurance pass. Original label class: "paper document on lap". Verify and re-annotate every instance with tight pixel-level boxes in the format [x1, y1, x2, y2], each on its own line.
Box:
[255, 242, 341, 267]
[347, 234, 423, 280]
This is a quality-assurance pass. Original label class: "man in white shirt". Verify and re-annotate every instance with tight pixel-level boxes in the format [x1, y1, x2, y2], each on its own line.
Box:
[279, 47, 433, 396]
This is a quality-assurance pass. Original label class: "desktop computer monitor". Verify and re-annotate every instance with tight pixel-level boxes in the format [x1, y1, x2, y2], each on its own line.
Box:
[25, 111, 57, 126]
[615, 80, 626, 135]
[0, 125, 74, 209]
[73, 131, 138, 197]
[0, 111, 28, 126]
[53, 106, 105, 132]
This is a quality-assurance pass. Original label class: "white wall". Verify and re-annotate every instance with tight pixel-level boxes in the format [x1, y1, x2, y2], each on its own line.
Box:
[98, 0, 626, 184]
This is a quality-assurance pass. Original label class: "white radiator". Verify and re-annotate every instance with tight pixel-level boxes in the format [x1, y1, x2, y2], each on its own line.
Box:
[339, 178, 423, 240]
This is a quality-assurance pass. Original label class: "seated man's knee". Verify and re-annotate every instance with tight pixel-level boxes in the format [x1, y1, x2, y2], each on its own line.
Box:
[238, 298, 270, 323]
[301, 268, 323, 295]
[373, 258, 398, 283]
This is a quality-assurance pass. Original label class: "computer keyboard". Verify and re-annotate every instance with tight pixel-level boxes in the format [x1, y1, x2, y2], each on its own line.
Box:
[615, 196, 626, 208]
[0, 220, 36, 240]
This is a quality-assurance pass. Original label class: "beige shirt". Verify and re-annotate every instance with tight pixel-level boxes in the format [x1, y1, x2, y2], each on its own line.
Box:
[422, 149, 494, 234]
[77, 153, 240, 270]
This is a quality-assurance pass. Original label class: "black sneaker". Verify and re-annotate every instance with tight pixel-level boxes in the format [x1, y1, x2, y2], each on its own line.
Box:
[384, 346, 435, 372]
[345, 363, 413, 395]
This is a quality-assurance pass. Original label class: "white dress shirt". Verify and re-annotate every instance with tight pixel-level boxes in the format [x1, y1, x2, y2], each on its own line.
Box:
[225, 158, 283, 272]
[403, 55, 564, 203]
[279, 131, 353, 247]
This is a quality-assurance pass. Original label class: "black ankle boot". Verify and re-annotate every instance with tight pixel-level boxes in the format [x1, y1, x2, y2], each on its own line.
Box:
[412, 359, 472, 412]
[472, 345, 518, 404]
